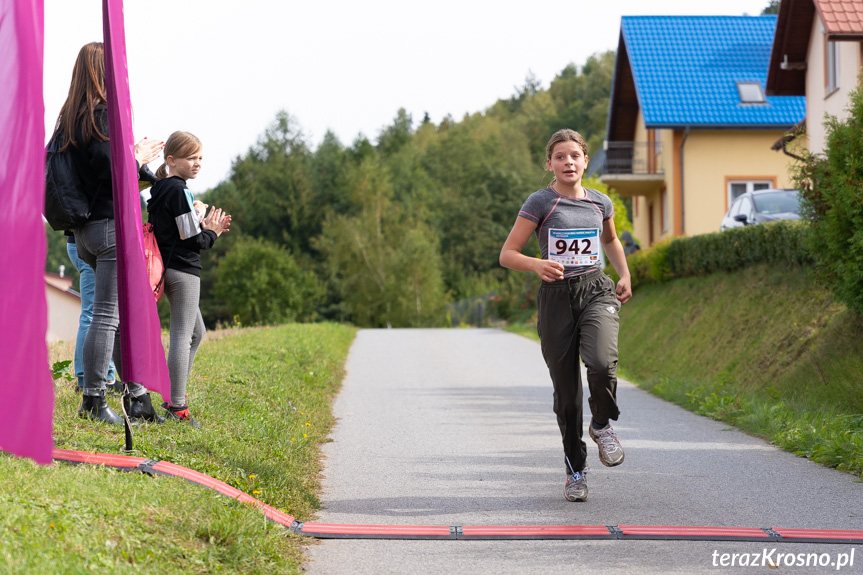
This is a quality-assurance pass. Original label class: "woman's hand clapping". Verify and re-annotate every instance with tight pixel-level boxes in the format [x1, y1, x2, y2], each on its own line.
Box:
[134, 137, 164, 166]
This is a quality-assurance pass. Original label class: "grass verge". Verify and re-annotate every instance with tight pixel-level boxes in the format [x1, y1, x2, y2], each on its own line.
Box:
[1, 322, 356, 574]
[505, 263, 863, 478]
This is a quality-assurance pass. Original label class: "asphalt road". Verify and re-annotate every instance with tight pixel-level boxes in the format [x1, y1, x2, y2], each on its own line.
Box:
[303, 329, 862, 574]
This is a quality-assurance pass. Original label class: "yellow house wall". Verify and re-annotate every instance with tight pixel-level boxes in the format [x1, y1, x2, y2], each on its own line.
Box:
[630, 196, 648, 247]
[626, 112, 677, 248]
[805, 15, 863, 154]
[682, 130, 795, 235]
[621, 127, 794, 243]
[659, 128, 675, 241]
[46, 285, 80, 343]
[630, 193, 647, 247]
[629, 111, 649, 245]
[630, 187, 668, 247]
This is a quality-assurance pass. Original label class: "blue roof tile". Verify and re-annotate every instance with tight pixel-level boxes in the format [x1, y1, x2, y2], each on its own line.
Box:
[621, 15, 805, 128]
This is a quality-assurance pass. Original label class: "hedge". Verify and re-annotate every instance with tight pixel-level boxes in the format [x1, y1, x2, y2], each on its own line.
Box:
[605, 220, 812, 288]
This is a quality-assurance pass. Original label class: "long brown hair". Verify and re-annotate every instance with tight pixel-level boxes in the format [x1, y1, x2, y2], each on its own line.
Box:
[53, 42, 107, 151]
[155, 131, 203, 180]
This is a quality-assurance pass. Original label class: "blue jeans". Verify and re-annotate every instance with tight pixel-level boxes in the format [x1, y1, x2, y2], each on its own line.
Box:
[73, 219, 146, 398]
[67, 241, 116, 387]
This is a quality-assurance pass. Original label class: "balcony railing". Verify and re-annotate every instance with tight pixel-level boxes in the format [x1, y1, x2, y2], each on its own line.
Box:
[599, 141, 663, 176]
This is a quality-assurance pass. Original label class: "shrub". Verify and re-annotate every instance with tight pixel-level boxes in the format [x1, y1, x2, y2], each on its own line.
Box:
[215, 236, 322, 325]
[666, 220, 811, 277]
[488, 273, 537, 324]
[605, 220, 810, 289]
[613, 238, 674, 289]
[793, 76, 863, 316]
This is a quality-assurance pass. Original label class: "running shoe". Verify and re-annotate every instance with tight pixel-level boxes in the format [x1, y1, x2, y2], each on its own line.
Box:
[589, 423, 625, 467]
[564, 469, 588, 502]
[163, 403, 201, 427]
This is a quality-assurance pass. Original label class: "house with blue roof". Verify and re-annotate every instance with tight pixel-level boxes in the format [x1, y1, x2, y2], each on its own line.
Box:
[597, 15, 806, 246]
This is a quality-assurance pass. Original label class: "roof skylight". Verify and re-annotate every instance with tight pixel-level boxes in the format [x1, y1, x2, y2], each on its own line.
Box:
[737, 82, 766, 104]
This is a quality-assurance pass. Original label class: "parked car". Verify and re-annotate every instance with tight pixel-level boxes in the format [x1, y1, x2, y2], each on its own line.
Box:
[720, 188, 801, 231]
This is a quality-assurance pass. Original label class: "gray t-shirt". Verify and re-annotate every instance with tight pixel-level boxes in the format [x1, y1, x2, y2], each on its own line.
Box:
[518, 187, 614, 278]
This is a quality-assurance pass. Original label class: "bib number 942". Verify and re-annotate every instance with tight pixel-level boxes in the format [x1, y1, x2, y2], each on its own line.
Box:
[548, 228, 600, 267]
[555, 238, 592, 255]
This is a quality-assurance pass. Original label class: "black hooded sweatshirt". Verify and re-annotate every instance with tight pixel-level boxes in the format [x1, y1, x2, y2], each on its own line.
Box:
[146, 176, 216, 277]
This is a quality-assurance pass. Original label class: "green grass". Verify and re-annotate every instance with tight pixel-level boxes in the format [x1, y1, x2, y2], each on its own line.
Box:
[506, 263, 863, 478]
[502, 323, 538, 341]
[1, 323, 356, 574]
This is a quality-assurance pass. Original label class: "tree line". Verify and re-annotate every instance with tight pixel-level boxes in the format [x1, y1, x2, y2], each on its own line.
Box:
[46, 50, 631, 328]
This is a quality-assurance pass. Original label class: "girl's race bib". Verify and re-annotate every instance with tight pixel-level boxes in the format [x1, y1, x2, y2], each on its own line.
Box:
[548, 228, 600, 266]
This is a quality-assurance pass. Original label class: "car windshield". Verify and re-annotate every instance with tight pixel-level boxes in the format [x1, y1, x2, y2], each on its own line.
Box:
[752, 191, 799, 215]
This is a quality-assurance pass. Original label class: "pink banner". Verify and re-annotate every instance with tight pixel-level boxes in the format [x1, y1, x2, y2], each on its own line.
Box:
[0, 0, 55, 464]
[103, 0, 171, 400]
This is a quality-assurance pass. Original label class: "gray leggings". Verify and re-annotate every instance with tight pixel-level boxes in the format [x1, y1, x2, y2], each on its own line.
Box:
[163, 268, 205, 407]
[74, 219, 146, 397]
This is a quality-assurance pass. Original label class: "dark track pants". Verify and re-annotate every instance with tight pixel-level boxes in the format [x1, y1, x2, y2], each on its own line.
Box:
[536, 269, 621, 474]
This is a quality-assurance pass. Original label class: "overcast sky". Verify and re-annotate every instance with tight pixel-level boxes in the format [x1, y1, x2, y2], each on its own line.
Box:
[44, 0, 774, 192]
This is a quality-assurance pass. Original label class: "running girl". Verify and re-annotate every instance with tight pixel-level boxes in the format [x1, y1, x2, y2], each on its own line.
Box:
[147, 131, 231, 426]
[499, 129, 632, 502]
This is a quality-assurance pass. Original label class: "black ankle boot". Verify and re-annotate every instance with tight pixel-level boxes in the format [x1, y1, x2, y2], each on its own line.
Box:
[129, 392, 165, 423]
[78, 392, 122, 425]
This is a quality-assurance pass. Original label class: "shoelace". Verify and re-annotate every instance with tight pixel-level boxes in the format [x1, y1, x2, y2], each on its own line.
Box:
[596, 428, 621, 452]
[568, 467, 589, 484]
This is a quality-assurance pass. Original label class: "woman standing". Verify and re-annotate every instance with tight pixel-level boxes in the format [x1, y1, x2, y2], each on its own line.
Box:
[52, 42, 163, 424]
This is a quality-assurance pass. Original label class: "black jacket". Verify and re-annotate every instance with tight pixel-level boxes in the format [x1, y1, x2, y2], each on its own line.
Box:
[68, 104, 114, 221]
[65, 104, 156, 222]
[146, 176, 216, 276]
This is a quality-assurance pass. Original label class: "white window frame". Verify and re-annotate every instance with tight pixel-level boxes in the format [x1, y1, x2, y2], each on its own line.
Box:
[824, 25, 840, 94]
[827, 40, 839, 93]
[727, 180, 772, 208]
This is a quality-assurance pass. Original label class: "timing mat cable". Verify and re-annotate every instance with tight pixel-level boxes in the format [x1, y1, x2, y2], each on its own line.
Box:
[53, 448, 863, 543]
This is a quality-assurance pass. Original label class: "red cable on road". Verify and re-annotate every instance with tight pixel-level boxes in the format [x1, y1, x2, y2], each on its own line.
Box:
[53, 449, 863, 543]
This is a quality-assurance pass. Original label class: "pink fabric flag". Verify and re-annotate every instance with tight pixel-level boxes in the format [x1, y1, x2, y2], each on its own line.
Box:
[0, 0, 55, 464]
[103, 0, 171, 400]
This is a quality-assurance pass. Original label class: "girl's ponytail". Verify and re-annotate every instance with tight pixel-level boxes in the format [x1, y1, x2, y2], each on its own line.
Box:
[155, 162, 169, 180]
